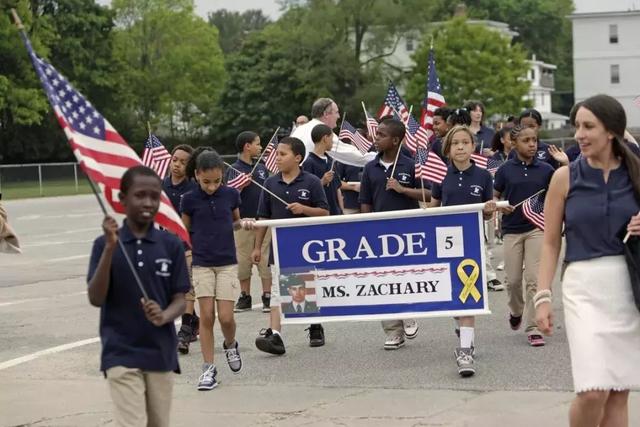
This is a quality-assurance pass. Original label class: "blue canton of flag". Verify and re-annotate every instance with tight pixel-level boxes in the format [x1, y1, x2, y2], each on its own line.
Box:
[414, 147, 429, 179]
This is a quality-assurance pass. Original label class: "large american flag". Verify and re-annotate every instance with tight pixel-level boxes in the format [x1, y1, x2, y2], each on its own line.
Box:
[19, 32, 190, 246]
[339, 120, 372, 154]
[423, 151, 448, 184]
[142, 134, 171, 178]
[226, 168, 251, 190]
[420, 48, 446, 129]
[378, 82, 409, 122]
[262, 132, 279, 174]
[405, 114, 432, 154]
[523, 192, 545, 231]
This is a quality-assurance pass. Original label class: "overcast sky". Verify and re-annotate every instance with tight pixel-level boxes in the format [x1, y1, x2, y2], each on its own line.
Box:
[96, 0, 283, 19]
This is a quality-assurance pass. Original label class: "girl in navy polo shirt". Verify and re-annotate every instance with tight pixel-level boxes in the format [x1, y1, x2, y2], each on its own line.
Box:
[429, 125, 496, 377]
[494, 125, 554, 347]
[489, 127, 513, 163]
[180, 150, 247, 391]
[517, 109, 568, 169]
[535, 95, 640, 425]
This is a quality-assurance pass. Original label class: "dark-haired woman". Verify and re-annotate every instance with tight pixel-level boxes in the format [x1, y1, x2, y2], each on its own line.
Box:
[466, 100, 495, 154]
[536, 94, 640, 426]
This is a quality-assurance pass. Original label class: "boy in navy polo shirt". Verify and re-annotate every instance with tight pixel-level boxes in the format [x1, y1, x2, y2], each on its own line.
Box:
[226, 131, 273, 313]
[252, 137, 329, 355]
[429, 125, 497, 377]
[359, 117, 427, 350]
[180, 150, 246, 390]
[303, 124, 344, 215]
[494, 125, 554, 347]
[87, 166, 189, 427]
[162, 144, 200, 354]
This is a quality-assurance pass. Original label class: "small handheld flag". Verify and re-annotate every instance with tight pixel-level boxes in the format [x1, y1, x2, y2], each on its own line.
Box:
[522, 192, 545, 231]
[226, 168, 251, 190]
[339, 120, 372, 154]
[420, 48, 446, 129]
[263, 133, 280, 174]
[142, 133, 172, 178]
[378, 82, 409, 122]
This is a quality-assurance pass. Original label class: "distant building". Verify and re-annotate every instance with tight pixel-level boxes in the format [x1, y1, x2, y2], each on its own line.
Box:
[524, 55, 569, 129]
[570, 7, 640, 128]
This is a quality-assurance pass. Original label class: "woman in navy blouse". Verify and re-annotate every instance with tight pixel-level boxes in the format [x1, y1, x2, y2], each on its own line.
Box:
[536, 95, 640, 426]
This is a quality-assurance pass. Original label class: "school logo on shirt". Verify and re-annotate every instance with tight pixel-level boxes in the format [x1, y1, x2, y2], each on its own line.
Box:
[155, 258, 172, 277]
[536, 150, 547, 160]
[397, 173, 411, 185]
[298, 189, 311, 200]
[469, 185, 483, 197]
[257, 169, 267, 180]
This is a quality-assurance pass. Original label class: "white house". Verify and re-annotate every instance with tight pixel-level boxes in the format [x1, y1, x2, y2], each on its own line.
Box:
[570, 3, 640, 128]
[524, 55, 569, 129]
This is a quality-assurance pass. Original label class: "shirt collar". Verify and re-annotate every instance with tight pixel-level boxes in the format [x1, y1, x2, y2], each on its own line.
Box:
[277, 170, 305, 184]
[509, 156, 540, 167]
[375, 152, 409, 167]
[236, 158, 252, 168]
[448, 162, 475, 176]
[119, 220, 159, 243]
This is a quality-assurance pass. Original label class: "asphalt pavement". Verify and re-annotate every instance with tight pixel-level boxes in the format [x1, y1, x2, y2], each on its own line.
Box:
[0, 195, 638, 426]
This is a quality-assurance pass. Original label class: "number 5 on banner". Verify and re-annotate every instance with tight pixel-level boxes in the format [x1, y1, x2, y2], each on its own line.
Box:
[436, 226, 464, 258]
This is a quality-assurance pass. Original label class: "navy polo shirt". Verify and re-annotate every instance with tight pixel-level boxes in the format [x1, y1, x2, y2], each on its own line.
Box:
[303, 152, 342, 215]
[162, 177, 197, 213]
[87, 222, 190, 374]
[494, 157, 554, 234]
[509, 140, 559, 169]
[257, 170, 329, 220]
[180, 186, 240, 267]
[225, 158, 269, 218]
[429, 138, 447, 162]
[474, 125, 495, 152]
[336, 162, 362, 210]
[359, 153, 421, 212]
[432, 162, 493, 206]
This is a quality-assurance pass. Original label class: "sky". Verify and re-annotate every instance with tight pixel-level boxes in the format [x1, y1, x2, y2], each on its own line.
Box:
[573, 0, 640, 12]
[96, 0, 283, 19]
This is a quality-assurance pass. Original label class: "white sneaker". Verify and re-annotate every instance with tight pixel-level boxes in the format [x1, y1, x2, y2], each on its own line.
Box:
[496, 261, 504, 271]
[403, 319, 419, 339]
[383, 335, 405, 350]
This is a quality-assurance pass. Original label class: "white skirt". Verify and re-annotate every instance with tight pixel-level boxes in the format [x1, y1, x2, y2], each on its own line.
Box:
[563, 255, 640, 393]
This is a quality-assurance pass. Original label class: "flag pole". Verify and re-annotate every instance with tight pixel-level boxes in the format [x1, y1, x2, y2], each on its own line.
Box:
[251, 126, 280, 176]
[512, 188, 546, 209]
[388, 105, 407, 179]
[85, 176, 150, 301]
[224, 162, 289, 207]
[147, 121, 152, 138]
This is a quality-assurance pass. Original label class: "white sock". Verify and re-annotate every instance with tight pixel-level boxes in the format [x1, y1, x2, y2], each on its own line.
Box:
[272, 329, 281, 336]
[460, 327, 474, 349]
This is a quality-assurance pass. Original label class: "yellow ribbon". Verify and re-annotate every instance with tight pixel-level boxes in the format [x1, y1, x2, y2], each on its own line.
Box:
[457, 259, 482, 303]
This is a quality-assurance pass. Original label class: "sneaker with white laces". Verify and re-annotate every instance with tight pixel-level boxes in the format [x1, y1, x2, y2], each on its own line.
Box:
[384, 335, 405, 350]
[223, 340, 243, 373]
[403, 319, 419, 339]
[197, 364, 218, 390]
[487, 279, 505, 292]
[454, 347, 476, 377]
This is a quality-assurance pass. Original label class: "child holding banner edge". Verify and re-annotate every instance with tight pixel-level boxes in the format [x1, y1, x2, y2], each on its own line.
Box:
[428, 125, 496, 377]
[359, 117, 429, 350]
[252, 137, 330, 355]
[493, 125, 554, 347]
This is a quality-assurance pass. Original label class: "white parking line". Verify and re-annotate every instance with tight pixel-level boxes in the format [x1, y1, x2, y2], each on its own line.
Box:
[0, 291, 87, 308]
[23, 240, 93, 248]
[45, 254, 90, 263]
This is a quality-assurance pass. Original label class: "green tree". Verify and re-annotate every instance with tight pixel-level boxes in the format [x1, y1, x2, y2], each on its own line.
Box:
[207, 9, 270, 54]
[406, 17, 531, 116]
[112, 0, 226, 145]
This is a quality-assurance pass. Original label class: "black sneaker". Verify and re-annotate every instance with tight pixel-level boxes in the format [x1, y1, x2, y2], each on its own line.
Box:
[190, 313, 199, 341]
[255, 328, 286, 355]
[234, 292, 252, 312]
[509, 313, 523, 331]
[306, 324, 325, 347]
[177, 324, 194, 354]
[261, 293, 271, 313]
[487, 279, 505, 291]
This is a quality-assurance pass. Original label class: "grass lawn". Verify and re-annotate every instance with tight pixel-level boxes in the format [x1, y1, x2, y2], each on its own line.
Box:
[1, 179, 92, 200]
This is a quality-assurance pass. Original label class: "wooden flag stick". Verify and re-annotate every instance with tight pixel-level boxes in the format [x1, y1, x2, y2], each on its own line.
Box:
[250, 126, 280, 176]
[388, 105, 407, 179]
[85, 176, 150, 301]
[11, 9, 24, 29]
[512, 188, 546, 209]
[224, 162, 289, 207]
[147, 121, 152, 137]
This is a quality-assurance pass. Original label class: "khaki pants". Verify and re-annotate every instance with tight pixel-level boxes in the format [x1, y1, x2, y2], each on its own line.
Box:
[234, 228, 272, 281]
[106, 366, 173, 427]
[382, 320, 404, 338]
[503, 228, 543, 334]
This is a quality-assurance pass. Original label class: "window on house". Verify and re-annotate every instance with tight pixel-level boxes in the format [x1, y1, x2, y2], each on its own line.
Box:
[611, 64, 620, 84]
[609, 24, 618, 44]
[530, 69, 535, 80]
[406, 38, 414, 52]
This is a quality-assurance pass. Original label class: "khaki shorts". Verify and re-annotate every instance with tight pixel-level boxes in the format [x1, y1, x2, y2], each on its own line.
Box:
[106, 366, 173, 427]
[184, 250, 195, 302]
[192, 265, 240, 301]
[234, 228, 272, 281]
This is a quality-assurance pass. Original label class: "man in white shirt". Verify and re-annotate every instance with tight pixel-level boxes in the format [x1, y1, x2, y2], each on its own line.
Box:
[291, 98, 377, 167]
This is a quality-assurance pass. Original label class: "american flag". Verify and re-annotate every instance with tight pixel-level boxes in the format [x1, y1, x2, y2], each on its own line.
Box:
[339, 120, 372, 154]
[414, 146, 429, 178]
[420, 48, 446, 129]
[470, 153, 488, 169]
[226, 168, 251, 190]
[522, 193, 545, 231]
[378, 82, 409, 122]
[424, 151, 448, 184]
[405, 115, 432, 154]
[263, 132, 279, 174]
[19, 31, 190, 246]
[142, 134, 171, 178]
[487, 158, 504, 174]
[363, 107, 378, 140]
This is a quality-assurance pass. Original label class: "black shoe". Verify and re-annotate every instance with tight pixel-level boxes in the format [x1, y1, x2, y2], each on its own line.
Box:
[255, 328, 286, 355]
[261, 293, 271, 313]
[487, 279, 505, 291]
[509, 313, 523, 331]
[234, 292, 252, 312]
[306, 324, 325, 347]
[177, 324, 194, 354]
[190, 314, 199, 341]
